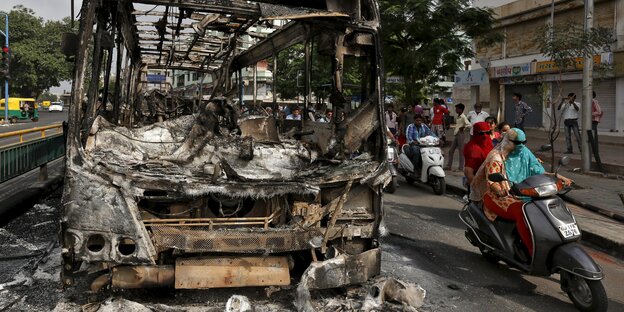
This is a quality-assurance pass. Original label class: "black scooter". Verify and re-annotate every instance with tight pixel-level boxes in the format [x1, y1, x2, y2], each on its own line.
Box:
[459, 156, 608, 312]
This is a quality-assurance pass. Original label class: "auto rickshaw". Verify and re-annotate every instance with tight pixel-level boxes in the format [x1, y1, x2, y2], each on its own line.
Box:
[0, 98, 39, 123]
[42, 100, 51, 109]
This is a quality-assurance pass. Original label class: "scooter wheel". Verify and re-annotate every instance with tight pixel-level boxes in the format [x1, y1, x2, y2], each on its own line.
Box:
[561, 272, 608, 312]
[385, 177, 397, 194]
[431, 176, 446, 195]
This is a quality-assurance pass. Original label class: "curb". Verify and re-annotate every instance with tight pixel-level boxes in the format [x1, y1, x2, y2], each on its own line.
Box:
[0, 174, 64, 219]
[561, 194, 624, 223]
[443, 178, 624, 261]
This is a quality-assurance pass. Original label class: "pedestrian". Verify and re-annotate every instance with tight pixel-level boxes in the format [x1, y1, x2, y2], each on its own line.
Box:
[591, 91, 603, 154]
[405, 115, 433, 170]
[385, 104, 398, 135]
[422, 99, 431, 124]
[445, 103, 470, 171]
[485, 116, 500, 143]
[413, 101, 424, 116]
[286, 107, 302, 120]
[431, 99, 450, 145]
[397, 107, 409, 147]
[463, 121, 493, 190]
[493, 122, 510, 146]
[467, 103, 490, 135]
[512, 93, 532, 130]
[558, 93, 582, 154]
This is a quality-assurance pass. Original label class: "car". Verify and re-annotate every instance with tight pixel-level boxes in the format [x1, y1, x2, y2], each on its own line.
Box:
[49, 102, 64, 112]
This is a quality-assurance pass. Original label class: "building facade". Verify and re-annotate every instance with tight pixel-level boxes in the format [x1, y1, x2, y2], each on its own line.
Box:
[465, 0, 624, 131]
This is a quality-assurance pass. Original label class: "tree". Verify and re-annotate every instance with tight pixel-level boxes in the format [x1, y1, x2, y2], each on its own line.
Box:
[38, 90, 58, 102]
[535, 21, 614, 172]
[379, 0, 502, 104]
[1, 6, 75, 98]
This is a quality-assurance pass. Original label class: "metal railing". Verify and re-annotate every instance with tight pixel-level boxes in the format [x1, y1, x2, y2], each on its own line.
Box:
[0, 123, 66, 183]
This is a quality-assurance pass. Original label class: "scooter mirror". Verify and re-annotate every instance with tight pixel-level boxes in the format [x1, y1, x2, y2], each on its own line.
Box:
[539, 144, 553, 152]
[559, 156, 571, 166]
[488, 173, 506, 183]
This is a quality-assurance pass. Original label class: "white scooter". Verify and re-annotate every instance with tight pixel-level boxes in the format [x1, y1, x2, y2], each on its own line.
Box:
[398, 135, 446, 195]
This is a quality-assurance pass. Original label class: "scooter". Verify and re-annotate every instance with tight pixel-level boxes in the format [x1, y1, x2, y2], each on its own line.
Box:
[385, 139, 399, 194]
[397, 135, 446, 195]
[459, 156, 607, 312]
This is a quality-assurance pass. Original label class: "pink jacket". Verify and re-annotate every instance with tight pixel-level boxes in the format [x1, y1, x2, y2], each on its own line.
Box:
[592, 99, 603, 123]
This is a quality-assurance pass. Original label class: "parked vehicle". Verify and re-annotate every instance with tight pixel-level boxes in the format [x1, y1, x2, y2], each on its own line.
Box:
[0, 98, 39, 123]
[48, 102, 64, 112]
[459, 156, 607, 312]
[397, 135, 446, 195]
[385, 139, 399, 194]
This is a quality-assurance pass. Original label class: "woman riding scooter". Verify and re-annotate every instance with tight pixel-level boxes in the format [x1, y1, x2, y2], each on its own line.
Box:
[470, 128, 573, 258]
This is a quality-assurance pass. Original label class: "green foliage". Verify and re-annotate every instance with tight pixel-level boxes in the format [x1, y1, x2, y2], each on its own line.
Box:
[379, 0, 502, 104]
[38, 91, 58, 102]
[1, 6, 76, 98]
[537, 21, 615, 71]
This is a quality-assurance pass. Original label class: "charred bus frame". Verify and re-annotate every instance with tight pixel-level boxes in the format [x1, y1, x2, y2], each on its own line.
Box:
[62, 0, 388, 292]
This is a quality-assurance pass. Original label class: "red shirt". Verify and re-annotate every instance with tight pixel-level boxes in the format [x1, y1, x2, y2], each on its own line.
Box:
[463, 141, 488, 171]
[432, 105, 449, 125]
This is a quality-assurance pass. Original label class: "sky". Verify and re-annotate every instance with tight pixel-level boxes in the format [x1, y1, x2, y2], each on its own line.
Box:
[0, 0, 83, 22]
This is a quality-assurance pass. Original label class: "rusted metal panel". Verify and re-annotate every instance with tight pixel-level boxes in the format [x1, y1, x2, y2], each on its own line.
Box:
[150, 227, 318, 253]
[238, 116, 280, 142]
[301, 248, 381, 290]
[175, 256, 290, 288]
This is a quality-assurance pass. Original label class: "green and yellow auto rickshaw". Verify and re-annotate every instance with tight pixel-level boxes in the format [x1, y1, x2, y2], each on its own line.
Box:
[0, 98, 39, 123]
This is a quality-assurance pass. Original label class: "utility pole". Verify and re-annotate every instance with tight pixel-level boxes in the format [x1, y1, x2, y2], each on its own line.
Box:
[1, 13, 8, 125]
[581, 0, 593, 172]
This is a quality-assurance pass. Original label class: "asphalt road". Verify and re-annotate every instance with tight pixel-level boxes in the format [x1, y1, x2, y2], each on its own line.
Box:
[382, 179, 624, 311]
[0, 109, 68, 147]
[1, 177, 623, 311]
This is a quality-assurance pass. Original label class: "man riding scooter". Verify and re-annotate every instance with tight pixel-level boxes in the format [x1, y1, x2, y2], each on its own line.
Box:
[405, 114, 433, 170]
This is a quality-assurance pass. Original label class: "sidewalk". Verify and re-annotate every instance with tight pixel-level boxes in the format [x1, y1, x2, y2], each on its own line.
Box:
[0, 158, 65, 217]
[523, 127, 623, 175]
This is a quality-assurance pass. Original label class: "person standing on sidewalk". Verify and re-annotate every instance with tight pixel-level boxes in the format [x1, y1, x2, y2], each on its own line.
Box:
[431, 99, 450, 145]
[445, 103, 470, 171]
[512, 93, 532, 130]
[466, 103, 489, 135]
[558, 93, 582, 154]
[591, 91, 603, 155]
[385, 104, 399, 135]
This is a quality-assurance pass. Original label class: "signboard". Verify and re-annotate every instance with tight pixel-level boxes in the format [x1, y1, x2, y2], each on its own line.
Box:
[536, 55, 602, 73]
[386, 76, 404, 84]
[492, 63, 532, 78]
[454, 68, 488, 86]
[146, 74, 166, 83]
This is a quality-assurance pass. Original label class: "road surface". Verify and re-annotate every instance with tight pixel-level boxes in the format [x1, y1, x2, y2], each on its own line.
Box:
[0, 109, 68, 147]
[382, 180, 624, 311]
[1, 178, 623, 311]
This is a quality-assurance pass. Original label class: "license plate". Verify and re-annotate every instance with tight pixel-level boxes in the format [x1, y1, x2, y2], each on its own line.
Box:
[558, 223, 580, 238]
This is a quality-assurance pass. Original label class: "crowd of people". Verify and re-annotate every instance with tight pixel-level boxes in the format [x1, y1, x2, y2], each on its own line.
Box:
[385, 95, 577, 260]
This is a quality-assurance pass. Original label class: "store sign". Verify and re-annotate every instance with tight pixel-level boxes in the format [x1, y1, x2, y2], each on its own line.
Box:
[147, 74, 166, 83]
[492, 63, 532, 78]
[535, 55, 602, 73]
[454, 68, 488, 86]
[386, 76, 404, 84]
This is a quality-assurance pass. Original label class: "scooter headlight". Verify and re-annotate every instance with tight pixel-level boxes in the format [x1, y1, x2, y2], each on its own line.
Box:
[518, 184, 558, 197]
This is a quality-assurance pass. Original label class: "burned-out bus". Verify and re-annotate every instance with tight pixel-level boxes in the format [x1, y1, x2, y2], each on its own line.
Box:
[61, 0, 389, 294]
